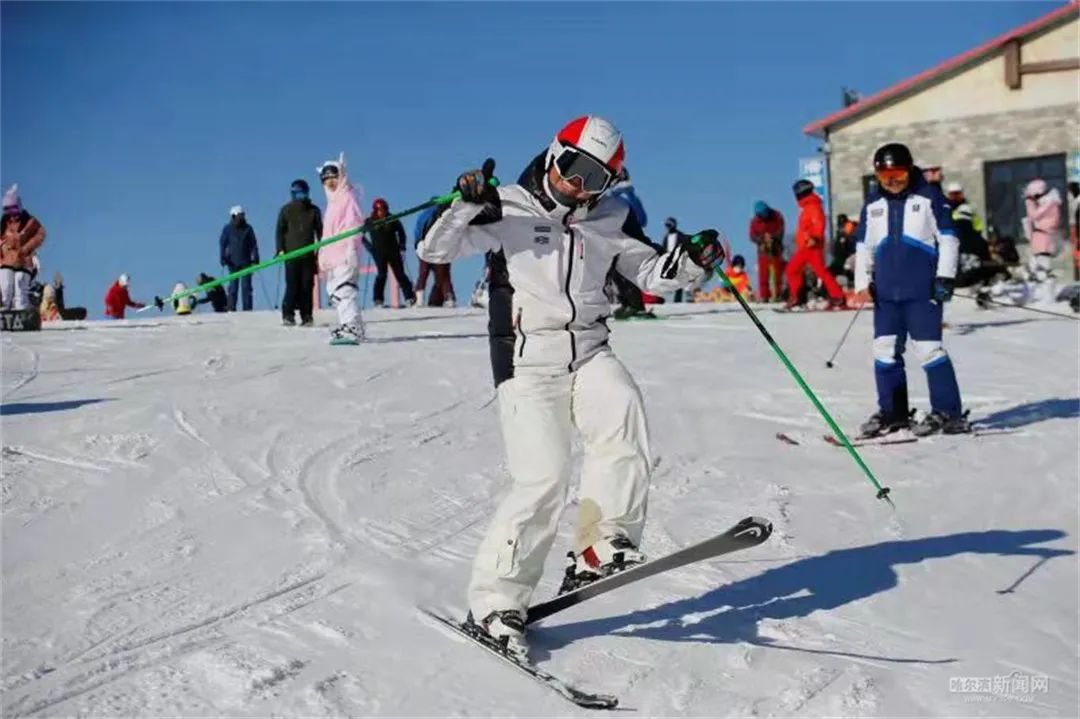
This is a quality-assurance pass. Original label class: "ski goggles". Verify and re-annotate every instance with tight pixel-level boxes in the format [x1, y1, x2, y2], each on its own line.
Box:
[291, 188, 309, 200]
[874, 167, 910, 184]
[552, 145, 615, 194]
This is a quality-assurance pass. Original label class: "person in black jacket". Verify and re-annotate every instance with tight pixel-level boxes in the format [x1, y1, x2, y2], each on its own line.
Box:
[194, 272, 228, 312]
[219, 206, 260, 311]
[367, 198, 416, 307]
[275, 179, 322, 326]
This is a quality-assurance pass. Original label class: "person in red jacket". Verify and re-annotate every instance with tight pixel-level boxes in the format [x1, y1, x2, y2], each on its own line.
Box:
[748, 201, 785, 302]
[784, 180, 845, 309]
[104, 273, 145, 319]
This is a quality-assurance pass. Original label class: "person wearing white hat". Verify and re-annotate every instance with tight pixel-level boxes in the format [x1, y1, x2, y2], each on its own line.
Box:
[219, 205, 260, 311]
[944, 182, 984, 234]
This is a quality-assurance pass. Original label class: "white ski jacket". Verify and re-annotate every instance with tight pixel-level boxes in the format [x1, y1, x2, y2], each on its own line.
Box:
[417, 159, 704, 381]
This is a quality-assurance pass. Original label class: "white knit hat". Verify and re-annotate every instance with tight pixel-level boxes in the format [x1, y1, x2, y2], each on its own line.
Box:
[229, 205, 245, 216]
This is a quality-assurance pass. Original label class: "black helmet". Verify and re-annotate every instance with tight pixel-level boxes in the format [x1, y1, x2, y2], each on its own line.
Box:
[873, 142, 914, 170]
[793, 179, 815, 199]
[664, 217, 677, 231]
[291, 179, 310, 193]
[731, 254, 746, 268]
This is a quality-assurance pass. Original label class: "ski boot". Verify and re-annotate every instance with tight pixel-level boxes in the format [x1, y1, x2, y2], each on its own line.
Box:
[827, 296, 848, 310]
[913, 409, 971, 437]
[559, 535, 646, 595]
[282, 316, 296, 327]
[300, 317, 315, 328]
[975, 289, 992, 309]
[858, 409, 913, 439]
[467, 609, 528, 660]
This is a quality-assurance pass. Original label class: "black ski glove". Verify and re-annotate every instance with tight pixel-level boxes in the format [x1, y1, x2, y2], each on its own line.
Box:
[153, 296, 164, 311]
[456, 158, 499, 205]
[931, 276, 954, 304]
[683, 230, 726, 273]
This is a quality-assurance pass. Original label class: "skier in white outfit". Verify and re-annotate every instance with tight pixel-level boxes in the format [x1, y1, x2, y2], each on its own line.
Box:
[416, 116, 725, 657]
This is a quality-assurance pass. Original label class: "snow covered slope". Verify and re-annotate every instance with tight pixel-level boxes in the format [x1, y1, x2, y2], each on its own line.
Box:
[2, 303, 1077, 717]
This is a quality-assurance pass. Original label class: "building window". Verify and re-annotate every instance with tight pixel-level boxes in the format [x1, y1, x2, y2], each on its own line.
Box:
[862, 174, 880, 202]
[983, 154, 1067, 243]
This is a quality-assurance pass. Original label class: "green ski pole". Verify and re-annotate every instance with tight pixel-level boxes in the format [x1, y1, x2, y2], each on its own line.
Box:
[143, 166, 498, 312]
[692, 234, 893, 507]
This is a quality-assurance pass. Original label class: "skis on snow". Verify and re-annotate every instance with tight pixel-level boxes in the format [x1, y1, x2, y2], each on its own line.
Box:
[420, 516, 772, 710]
[419, 609, 619, 709]
[527, 515, 773, 624]
[776, 428, 1021, 448]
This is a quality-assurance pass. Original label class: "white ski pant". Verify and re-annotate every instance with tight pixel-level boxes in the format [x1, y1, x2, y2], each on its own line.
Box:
[468, 350, 651, 620]
[0, 268, 30, 310]
[326, 265, 361, 327]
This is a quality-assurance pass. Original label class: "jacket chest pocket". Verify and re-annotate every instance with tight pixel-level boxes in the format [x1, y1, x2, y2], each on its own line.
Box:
[903, 201, 934, 242]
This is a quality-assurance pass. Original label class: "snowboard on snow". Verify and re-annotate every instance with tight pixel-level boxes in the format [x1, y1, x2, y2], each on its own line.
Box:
[0, 308, 41, 332]
[421, 516, 772, 709]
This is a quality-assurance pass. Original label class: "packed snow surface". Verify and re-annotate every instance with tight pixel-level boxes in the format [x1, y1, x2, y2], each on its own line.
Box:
[2, 303, 1077, 717]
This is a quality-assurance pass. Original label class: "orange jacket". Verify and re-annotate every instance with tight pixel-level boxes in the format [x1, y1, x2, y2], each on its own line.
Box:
[794, 193, 826, 250]
[0, 212, 46, 271]
[725, 268, 752, 297]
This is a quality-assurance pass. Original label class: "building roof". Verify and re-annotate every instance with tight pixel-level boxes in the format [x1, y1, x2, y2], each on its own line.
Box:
[804, 1, 1079, 136]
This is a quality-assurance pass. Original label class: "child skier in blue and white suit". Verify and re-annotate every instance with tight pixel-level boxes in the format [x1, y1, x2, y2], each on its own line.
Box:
[853, 142, 971, 437]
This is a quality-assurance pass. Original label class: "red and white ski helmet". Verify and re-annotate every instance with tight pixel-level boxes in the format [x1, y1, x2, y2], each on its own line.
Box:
[547, 116, 625, 177]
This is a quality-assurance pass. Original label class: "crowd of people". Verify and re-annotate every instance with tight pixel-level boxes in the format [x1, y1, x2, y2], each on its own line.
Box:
[3, 139, 1077, 334]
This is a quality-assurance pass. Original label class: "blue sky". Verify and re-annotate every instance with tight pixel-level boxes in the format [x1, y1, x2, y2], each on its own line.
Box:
[1, 1, 1062, 313]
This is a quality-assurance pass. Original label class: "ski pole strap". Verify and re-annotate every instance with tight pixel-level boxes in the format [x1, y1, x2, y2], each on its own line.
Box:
[707, 262, 894, 506]
[142, 177, 500, 311]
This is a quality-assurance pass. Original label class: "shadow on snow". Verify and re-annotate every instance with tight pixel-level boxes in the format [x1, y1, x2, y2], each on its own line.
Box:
[535, 529, 1072, 665]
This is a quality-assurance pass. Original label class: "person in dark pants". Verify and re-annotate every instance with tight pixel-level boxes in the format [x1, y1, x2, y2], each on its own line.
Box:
[194, 272, 228, 312]
[414, 203, 457, 306]
[275, 179, 322, 326]
[368, 198, 416, 307]
[219, 206, 259, 311]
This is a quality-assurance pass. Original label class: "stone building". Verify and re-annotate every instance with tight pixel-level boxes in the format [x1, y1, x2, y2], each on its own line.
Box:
[804, 2, 1078, 245]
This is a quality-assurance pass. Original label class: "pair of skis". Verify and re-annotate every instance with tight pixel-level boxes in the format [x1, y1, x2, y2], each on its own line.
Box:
[421, 515, 773, 709]
[776, 426, 1020, 448]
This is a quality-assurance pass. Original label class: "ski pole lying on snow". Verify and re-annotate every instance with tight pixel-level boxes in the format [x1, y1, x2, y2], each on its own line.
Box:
[141, 161, 499, 312]
[694, 235, 893, 507]
[953, 291, 1079, 321]
[825, 300, 867, 369]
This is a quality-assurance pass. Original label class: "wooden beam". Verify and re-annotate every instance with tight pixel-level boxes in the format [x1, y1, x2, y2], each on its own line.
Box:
[1004, 39, 1021, 89]
[1021, 58, 1080, 74]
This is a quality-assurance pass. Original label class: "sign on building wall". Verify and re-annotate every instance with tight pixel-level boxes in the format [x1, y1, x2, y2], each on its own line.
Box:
[799, 156, 831, 238]
[1069, 151, 1080, 183]
[799, 157, 828, 195]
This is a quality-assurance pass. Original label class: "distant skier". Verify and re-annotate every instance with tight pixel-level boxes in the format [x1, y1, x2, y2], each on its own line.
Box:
[748, 201, 785, 302]
[194, 272, 228, 312]
[276, 179, 322, 326]
[104, 274, 145, 319]
[853, 142, 970, 437]
[367, 198, 417, 308]
[785, 180, 846, 310]
[1022, 178, 1063, 302]
[1, 185, 46, 312]
[416, 115, 723, 657]
[317, 154, 365, 344]
[171, 282, 193, 315]
[219, 206, 259, 311]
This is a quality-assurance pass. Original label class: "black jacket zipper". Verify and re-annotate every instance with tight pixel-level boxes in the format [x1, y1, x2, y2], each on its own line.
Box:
[516, 308, 527, 358]
[563, 216, 578, 372]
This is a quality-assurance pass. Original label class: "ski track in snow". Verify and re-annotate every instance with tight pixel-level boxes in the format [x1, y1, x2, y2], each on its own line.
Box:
[1, 305, 1077, 717]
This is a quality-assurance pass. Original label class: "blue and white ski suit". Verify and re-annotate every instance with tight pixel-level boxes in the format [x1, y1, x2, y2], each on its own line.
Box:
[854, 172, 964, 418]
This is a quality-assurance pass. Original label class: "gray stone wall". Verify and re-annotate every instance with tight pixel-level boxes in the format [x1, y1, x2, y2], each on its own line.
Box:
[826, 103, 1079, 227]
